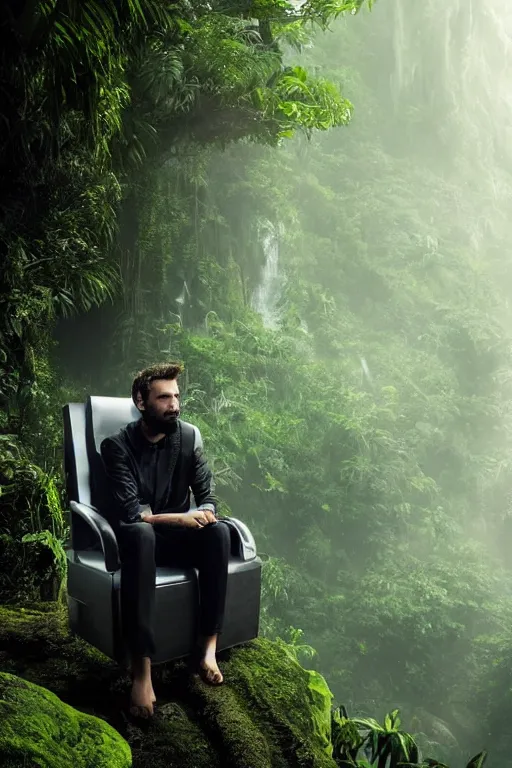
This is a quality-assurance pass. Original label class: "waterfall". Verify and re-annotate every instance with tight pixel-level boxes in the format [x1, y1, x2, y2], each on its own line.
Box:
[362, 0, 512, 259]
[252, 223, 283, 328]
[388, 0, 512, 171]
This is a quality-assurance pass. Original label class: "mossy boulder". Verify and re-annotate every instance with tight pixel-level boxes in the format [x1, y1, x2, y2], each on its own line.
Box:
[0, 603, 338, 768]
[0, 672, 131, 768]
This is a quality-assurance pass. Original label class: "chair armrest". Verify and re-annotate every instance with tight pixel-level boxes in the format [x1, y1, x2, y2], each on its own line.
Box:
[221, 517, 257, 561]
[70, 501, 120, 573]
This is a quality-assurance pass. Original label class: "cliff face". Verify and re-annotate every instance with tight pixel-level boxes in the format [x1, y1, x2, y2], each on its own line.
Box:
[0, 604, 337, 768]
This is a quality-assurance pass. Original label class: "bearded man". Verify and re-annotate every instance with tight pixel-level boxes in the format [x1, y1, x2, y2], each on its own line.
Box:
[100, 362, 230, 717]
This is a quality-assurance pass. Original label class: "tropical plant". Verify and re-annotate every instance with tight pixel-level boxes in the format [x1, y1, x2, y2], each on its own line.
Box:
[332, 706, 487, 768]
[0, 434, 67, 601]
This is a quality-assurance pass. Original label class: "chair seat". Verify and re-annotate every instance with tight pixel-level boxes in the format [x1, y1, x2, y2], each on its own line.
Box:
[74, 549, 255, 587]
[76, 549, 192, 585]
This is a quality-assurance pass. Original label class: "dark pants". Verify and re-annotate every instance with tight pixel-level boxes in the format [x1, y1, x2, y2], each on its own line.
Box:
[117, 519, 230, 658]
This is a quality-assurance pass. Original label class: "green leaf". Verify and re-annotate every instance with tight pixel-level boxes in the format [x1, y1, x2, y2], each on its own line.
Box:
[466, 752, 488, 768]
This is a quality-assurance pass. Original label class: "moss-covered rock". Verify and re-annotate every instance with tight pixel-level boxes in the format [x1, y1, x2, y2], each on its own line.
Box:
[0, 603, 338, 768]
[0, 671, 131, 768]
[174, 639, 336, 768]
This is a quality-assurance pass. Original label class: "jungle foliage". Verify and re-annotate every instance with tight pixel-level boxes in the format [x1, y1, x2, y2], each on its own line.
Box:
[1, 1, 511, 767]
[0, 0, 363, 597]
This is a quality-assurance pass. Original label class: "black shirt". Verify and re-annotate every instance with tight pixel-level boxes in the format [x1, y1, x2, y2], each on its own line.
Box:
[100, 419, 216, 524]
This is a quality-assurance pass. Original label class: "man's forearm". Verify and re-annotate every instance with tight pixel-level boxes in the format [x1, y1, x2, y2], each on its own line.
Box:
[142, 508, 216, 527]
[142, 511, 184, 525]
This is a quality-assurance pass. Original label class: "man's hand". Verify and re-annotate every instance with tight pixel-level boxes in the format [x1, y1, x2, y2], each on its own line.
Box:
[180, 509, 216, 528]
[199, 508, 217, 524]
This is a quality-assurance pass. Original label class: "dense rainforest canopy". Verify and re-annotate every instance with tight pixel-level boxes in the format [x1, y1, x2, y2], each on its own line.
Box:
[1, 0, 512, 766]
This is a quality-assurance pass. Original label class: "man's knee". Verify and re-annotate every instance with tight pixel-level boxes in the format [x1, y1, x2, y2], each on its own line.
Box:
[203, 520, 231, 553]
[119, 522, 156, 558]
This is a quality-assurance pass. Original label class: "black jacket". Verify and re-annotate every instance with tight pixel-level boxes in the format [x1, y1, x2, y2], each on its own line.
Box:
[100, 418, 216, 524]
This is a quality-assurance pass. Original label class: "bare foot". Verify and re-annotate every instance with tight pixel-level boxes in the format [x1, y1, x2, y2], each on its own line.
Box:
[199, 654, 224, 685]
[130, 678, 155, 718]
[129, 656, 155, 716]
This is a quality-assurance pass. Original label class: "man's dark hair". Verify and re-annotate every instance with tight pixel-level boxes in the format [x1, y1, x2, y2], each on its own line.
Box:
[131, 362, 184, 405]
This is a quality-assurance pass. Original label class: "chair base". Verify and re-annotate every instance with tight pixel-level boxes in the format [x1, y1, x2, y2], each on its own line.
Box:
[67, 551, 261, 664]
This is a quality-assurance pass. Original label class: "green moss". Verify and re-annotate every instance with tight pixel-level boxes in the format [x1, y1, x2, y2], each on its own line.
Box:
[164, 638, 337, 768]
[0, 672, 131, 768]
[0, 604, 339, 768]
[186, 674, 277, 768]
[128, 700, 219, 768]
[0, 603, 68, 643]
[226, 638, 336, 768]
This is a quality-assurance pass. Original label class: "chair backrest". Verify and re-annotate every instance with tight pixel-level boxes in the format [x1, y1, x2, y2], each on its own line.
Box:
[63, 397, 140, 545]
[86, 396, 140, 457]
[63, 402, 92, 507]
[86, 396, 140, 517]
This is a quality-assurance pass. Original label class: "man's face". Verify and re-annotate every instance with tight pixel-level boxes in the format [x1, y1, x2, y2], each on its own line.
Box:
[137, 378, 180, 433]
